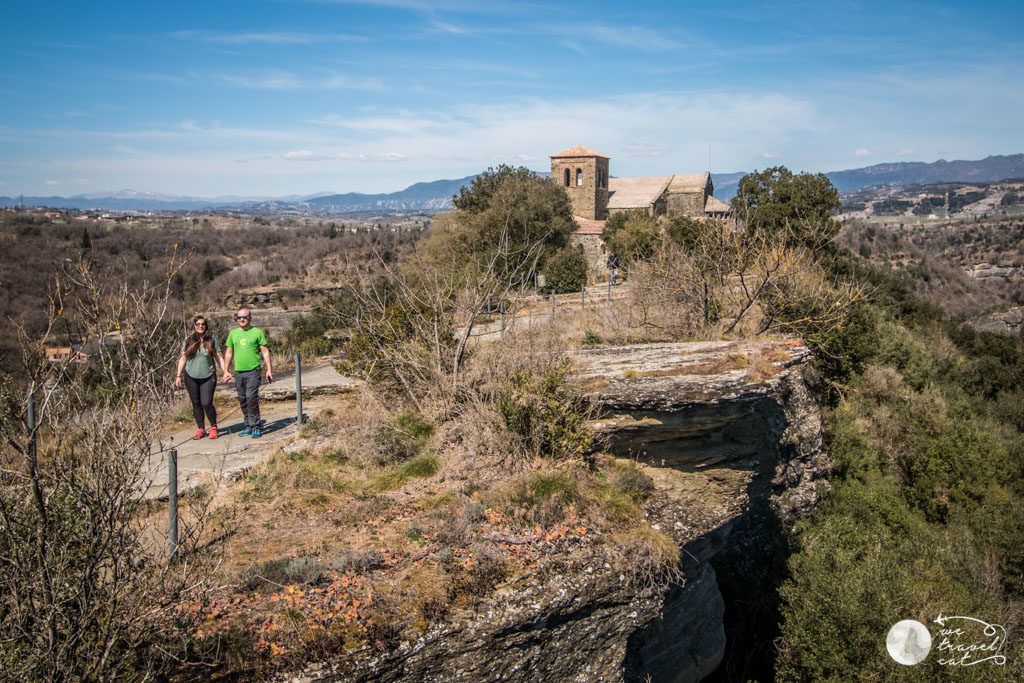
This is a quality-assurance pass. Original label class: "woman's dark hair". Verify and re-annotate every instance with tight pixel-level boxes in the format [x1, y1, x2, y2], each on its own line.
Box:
[184, 316, 214, 359]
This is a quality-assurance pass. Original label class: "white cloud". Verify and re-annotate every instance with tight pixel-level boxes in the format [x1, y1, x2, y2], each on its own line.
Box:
[585, 25, 681, 52]
[431, 19, 466, 34]
[854, 148, 873, 157]
[45, 180, 58, 185]
[9, 91, 823, 194]
[218, 71, 303, 90]
[305, 112, 445, 134]
[624, 143, 670, 157]
[282, 150, 407, 162]
[215, 70, 385, 92]
[170, 30, 365, 45]
[0, 180, 7, 186]
[72, 178, 90, 185]
[763, 152, 782, 159]
[321, 73, 386, 92]
[897, 149, 916, 156]
[283, 150, 321, 161]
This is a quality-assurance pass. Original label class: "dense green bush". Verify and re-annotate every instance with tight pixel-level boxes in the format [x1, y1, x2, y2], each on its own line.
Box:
[776, 287, 1024, 679]
[777, 403, 1016, 681]
[497, 359, 594, 461]
[542, 245, 588, 294]
[600, 210, 659, 265]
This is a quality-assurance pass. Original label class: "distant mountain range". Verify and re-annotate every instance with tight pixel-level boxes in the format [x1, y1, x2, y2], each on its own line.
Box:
[4, 154, 1023, 214]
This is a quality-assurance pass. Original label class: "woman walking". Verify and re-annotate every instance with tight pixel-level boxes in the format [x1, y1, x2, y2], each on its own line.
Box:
[175, 315, 227, 439]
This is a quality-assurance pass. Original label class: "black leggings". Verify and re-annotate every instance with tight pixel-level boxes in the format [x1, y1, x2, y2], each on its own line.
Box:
[183, 373, 217, 430]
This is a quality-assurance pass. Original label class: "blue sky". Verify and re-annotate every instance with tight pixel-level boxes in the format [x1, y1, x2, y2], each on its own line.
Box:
[2, 0, 1022, 197]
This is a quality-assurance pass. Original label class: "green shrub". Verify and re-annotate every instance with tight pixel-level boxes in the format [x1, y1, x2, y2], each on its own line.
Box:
[369, 454, 440, 492]
[897, 401, 1005, 523]
[776, 405, 1006, 681]
[281, 290, 361, 358]
[497, 358, 594, 461]
[600, 210, 659, 265]
[504, 471, 581, 526]
[543, 245, 588, 294]
[808, 299, 879, 390]
[341, 296, 456, 394]
[611, 467, 654, 502]
[581, 329, 602, 345]
[373, 412, 435, 464]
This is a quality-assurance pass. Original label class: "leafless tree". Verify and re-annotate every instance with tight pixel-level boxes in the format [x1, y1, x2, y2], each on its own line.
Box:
[335, 207, 549, 416]
[0, 255, 225, 680]
[628, 218, 866, 341]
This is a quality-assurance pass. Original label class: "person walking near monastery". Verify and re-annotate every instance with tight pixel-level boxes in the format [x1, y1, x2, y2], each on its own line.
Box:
[175, 315, 227, 440]
[222, 308, 273, 438]
[607, 250, 621, 285]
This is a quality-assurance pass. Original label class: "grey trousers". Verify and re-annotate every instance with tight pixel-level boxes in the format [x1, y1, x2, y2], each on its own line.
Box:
[234, 368, 262, 427]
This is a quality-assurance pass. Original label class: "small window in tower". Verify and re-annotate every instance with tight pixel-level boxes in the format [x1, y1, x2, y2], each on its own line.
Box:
[576, 168, 583, 187]
[564, 168, 570, 187]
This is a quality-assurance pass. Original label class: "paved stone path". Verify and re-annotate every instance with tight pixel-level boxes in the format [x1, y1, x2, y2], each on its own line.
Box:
[144, 362, 358, 500]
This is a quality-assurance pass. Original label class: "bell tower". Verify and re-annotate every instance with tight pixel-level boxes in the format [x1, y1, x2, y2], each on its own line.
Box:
[550, 145, 610, 220]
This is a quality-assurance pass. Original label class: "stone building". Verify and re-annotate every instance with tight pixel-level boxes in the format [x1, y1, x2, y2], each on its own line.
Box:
[550, 145, 733, 279]
[550, 145, 731, 222]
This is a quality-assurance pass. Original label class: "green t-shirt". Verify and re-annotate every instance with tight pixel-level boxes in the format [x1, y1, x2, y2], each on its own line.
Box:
[225, 326, 268, 372]
[181, 335, 220, 380]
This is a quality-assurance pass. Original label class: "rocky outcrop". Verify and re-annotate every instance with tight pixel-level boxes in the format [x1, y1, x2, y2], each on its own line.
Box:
[963, 262, 1022, 281]
[966, 305, 1024, 336]
[575, 340, 828, 681]
[304, 340, 826, 682]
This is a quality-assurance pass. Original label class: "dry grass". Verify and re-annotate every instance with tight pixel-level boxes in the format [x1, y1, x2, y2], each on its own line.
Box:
[622, 366, 689, 379]
[141, 294, 717, 678]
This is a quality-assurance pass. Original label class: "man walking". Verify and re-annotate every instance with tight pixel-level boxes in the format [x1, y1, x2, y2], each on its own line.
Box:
[222, 308, 273, 438]
[607, 250, 621, 286]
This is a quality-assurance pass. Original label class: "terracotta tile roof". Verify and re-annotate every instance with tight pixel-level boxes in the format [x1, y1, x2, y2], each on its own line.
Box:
[704, 195, 732, 213]
[607, 176, 673, 210]
[668, 172, 711, 193]
[572, 215, 605, 234]
[550, 145, 610, 159]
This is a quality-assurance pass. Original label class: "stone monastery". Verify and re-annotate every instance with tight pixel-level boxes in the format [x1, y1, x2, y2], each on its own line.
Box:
[550, 144, 732, 227]
[551, 145, 732, 276]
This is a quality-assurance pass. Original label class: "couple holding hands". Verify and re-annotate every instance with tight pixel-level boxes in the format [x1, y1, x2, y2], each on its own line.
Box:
[174, 308, 273, 440]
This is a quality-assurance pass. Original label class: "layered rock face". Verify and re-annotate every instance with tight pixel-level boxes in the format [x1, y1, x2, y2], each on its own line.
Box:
[311, 341, 826, 682]
[576, 341, 828, 682]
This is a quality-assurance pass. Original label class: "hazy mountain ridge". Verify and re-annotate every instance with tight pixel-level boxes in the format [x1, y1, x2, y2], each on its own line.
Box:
[4, 155, 1022, 213]
[304, 176, 477, 213]
[826, 153, 1024, 190]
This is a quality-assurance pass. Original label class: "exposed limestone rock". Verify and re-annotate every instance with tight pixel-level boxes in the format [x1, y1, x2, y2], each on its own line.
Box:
[300, 340, 827, 682]
[963, 262, 1021, 281]
[966, 305, 1024, 336]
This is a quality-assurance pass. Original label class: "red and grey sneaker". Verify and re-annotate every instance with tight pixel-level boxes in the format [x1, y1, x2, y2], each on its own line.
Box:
[208, 426, 219, 439]
[193, 428, 206, 440]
